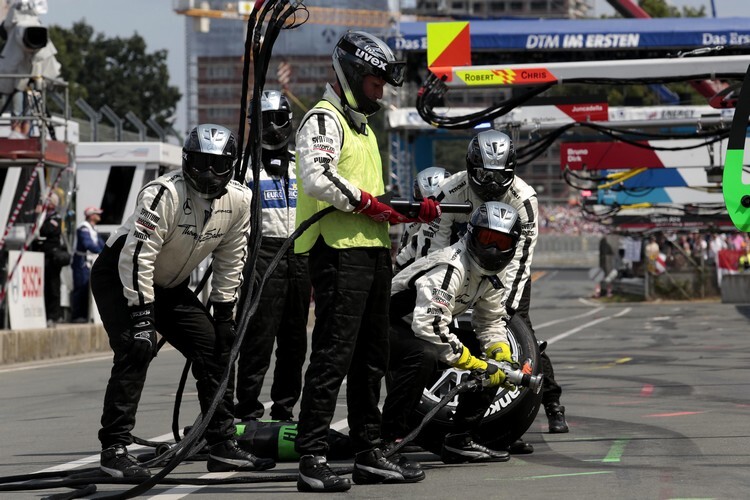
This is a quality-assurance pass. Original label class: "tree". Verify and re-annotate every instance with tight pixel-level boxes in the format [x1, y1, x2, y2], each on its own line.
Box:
[48, 21, 181, 129]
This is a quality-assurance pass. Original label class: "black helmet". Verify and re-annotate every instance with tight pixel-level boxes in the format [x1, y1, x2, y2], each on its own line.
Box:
[412, 166, 451, 201]
[256, 89, 293, 151]
[466, 201, 521, 275]
[182, 123, 237, 199]
[332, 30, 406, 116]
[466, 130, 517, 201]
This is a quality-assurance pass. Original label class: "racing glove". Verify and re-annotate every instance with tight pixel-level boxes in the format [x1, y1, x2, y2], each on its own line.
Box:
[485, 341, 513, 364]
[453, 346, 506, 388]
[212, 302, 236, 358]
[127, 304, 157, 366]
[476, 362, 506, 388]
[417, 197, 441, 223]
[355, 191, 412, 225]
[452, 346, 488, 371]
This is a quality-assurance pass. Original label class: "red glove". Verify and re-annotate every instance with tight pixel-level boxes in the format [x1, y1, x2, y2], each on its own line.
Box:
[356, 191, 412, 225]
[418, 197, 441, 223]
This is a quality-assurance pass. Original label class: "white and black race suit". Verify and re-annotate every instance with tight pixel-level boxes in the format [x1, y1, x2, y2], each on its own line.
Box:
[382, 240, 510, 440]
[413, 171, 562, 405]
[236, 153, 311, 421]
[91, 171, 252, 448]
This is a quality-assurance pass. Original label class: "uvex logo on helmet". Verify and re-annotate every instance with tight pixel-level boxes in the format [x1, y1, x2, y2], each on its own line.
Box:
[355, 48, 388, 72]
[482, 139, 508, 167]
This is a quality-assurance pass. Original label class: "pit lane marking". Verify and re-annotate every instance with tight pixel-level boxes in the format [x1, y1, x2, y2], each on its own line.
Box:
[545, 308, 631, 345]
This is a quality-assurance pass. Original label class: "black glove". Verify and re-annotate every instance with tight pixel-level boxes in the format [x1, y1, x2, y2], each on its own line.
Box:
[127, 304, 157, 366]
[212, 302, 236, 358]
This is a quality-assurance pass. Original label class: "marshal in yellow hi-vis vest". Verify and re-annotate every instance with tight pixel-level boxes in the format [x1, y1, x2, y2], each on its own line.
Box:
[294, 100, 390, 253]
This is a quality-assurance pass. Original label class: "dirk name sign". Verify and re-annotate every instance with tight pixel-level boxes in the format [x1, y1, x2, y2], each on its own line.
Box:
[8, 250, 46, 329]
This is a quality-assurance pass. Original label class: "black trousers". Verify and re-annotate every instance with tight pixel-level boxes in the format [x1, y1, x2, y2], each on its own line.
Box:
[92, 237, 235, 449]
[295, 237, 391, 456]
[513, 280, 562, 406]
[236, 239, 311, 421]
[44, 257, 62, 322]
[381, 320, 496, 442]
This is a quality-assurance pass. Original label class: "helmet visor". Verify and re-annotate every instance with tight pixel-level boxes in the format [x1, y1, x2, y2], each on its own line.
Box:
[262, 111, 291, 129]
[187, 151, 234, 176]
[474, 227, 516, 251]
[474, 167, 513, 186]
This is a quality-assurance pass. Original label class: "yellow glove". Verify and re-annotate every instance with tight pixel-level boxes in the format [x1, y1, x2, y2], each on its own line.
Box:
[484, 363, 507, 387]
[452, 346, 488, 372]
[486, 341, 513, 364]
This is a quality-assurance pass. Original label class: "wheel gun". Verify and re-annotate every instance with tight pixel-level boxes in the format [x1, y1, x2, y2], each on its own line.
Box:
[466, 360, 544, 394]
[386, 197, 474, 217]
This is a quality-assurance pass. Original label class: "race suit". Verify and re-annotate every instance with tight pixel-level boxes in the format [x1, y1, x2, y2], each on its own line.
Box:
[382, 240, 510, 440]
[235, 151, 311, 421]
[414, 171, 562, 405]
[91, 171, 252, 448]
[71, 220, 105, 321]
[294, 84, 392, 457]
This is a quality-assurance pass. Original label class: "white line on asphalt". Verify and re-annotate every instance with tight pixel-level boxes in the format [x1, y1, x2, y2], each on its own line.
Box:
[546, 308, 631, 345]
[535, 306, 605, 330]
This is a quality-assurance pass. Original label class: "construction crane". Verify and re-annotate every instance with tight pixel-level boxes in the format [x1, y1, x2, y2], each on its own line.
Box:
[173, 1, 446, 28]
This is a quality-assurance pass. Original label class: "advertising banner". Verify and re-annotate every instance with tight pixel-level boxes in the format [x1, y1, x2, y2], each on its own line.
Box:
[7, 250, 46, 329]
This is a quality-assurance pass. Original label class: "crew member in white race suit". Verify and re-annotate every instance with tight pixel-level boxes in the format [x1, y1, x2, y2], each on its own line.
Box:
[394, 166, 451, 273]
[383, 201, 522, 464]
[91, 124, 275, 479]
[413, 129, 569, 443]
[235, 90, 311, 422]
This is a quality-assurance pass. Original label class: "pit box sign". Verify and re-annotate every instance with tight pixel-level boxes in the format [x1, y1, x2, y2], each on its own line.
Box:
[7, 250, 46, 329]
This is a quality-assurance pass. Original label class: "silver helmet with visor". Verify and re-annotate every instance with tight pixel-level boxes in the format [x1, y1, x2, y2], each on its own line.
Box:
[182, 123, 237, 199]
[466, 201, 522, 275]
[257, 89, 293, 151]
[466, 130, 517, 201]
[413, 166, 451, 201]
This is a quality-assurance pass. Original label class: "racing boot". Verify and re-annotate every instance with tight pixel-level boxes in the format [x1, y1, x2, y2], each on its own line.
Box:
[207, 439, 276, 472]
[545, 402, 569, 433]
[100, 444, 151, 478]
[352, 448, 425, 484]
[297, 455, 352, 492]
[383, 440, 423, 471]
[507, 438, 534, 455]
[441, 433, 511, 464]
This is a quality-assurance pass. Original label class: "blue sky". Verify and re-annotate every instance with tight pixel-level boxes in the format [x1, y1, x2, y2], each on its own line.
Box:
[41, 0, 748, 134]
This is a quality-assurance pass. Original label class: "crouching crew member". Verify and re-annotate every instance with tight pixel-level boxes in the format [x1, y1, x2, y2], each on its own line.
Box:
[92, 124, 275, 478]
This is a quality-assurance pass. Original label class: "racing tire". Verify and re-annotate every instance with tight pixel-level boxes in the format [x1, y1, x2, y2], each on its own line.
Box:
[411, 314, 543, 453]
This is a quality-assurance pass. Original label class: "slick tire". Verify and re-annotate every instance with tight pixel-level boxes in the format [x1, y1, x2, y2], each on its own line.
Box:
[412, 314, 543, 453]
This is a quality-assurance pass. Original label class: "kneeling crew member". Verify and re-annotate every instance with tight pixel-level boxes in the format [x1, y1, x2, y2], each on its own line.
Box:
[382, 201, 521, 463]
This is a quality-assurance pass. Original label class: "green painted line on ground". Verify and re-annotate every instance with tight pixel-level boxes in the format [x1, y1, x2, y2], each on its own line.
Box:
[602, 438, 629, 463]
[485, 470, 613, 481]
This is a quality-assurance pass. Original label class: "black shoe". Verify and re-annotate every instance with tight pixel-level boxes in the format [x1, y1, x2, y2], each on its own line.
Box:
[297, 455, 352, 492]
[207, 439, 276, 472]
[353, 448, 425, 484]
[545, 402, 569, 433]
[507, 439, 534, 455]
[441, 433, 511, 464]
[383, 441, 422, 471]
[100, 445, 151, 478]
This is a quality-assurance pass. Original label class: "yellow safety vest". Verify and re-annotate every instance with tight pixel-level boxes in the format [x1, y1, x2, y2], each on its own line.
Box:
[294, 100, 390, 253]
